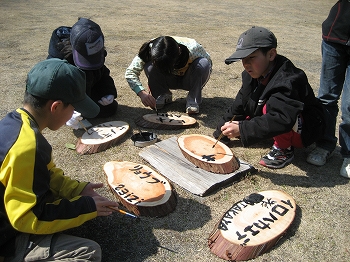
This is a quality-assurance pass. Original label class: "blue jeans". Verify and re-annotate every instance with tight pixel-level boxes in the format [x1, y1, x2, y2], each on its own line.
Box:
[317, 40, 350, 157]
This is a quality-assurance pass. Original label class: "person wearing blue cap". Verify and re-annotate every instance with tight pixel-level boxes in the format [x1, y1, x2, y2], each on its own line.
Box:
[47, 17, 118, 123]
[214, 26, 325, 169]
[0, 59, 118, 261]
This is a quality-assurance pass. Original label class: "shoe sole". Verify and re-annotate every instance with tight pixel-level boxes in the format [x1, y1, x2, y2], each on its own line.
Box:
[259, 155, 294, 169]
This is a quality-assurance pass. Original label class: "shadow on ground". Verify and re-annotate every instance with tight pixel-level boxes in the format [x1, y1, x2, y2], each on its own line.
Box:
[65, 194, 211, 262]
[257, 146, 349, 189]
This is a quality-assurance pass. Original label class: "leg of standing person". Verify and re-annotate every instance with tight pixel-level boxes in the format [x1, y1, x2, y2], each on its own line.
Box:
[307, 40, 349, 166]
[181, 57, 211, 114]
[339, 46, 350, 178]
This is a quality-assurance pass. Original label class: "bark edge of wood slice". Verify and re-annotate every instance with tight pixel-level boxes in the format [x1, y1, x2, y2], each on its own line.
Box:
[208, 190, 297, 261]
[103, 160, 177, 217]
[76, 121, 129, 155]
[177, 134, 239, 174]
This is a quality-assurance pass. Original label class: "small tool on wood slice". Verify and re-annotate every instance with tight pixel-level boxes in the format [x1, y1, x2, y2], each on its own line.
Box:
[107, 206, 139, 219]
[78, 119, 89, 133]
[212, 115, 236, 148]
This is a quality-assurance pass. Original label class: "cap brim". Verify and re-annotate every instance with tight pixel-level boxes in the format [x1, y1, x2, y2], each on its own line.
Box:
[73, 49, 105, 70]
[72, 94, 100, 118]
[225, 48, 258, 64]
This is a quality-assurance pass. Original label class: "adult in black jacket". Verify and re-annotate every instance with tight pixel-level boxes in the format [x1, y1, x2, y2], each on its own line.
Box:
[306, 0, 350, 179]
[214, 26, 325, 169]
[48, 18, 118, 119]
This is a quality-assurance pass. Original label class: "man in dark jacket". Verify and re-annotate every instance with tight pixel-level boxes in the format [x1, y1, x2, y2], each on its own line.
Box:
[306, 0, 350, 179]
[48, 17, 118, 119]
[214, 26, 325, 169]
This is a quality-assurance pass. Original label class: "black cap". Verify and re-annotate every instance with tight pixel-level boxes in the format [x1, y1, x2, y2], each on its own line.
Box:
[225, 26, 277, 64]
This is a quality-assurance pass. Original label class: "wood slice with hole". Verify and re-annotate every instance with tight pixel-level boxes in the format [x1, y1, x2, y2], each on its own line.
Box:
[177, 134, 239, 174]
[208, 190, 297, 261]
[103, 161, 177, 217]
[135, 113, 196, 130]
[75, 121, 129, 155]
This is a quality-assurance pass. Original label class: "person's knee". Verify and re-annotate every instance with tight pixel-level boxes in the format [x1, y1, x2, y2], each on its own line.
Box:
[87, 240, 102, 261]
[97, 100, 118, 118]
[195, 58, 211, 72]
[192, 58, 211, 83]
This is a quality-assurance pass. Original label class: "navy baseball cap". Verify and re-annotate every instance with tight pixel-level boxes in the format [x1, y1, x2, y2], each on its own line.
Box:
[225, 26, 277, 64]
[70, 18, 105, 70]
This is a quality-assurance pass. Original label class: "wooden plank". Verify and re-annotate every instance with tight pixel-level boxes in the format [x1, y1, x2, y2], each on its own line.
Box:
[139, 136, 257, 196]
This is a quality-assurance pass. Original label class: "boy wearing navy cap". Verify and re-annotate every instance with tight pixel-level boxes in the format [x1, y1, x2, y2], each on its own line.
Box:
[0, 59, 118, 261]
[214, 26, 325, 169]
[48, 17, 118, 121]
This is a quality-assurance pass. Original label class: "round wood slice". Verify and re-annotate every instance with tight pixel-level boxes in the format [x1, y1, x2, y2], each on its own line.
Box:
[103, 161, 177, 217]
[135, 113, 196, 130]
[177, 134, 239, 174]
[76, 121, 129, 155]
[208, 190, 297, 261]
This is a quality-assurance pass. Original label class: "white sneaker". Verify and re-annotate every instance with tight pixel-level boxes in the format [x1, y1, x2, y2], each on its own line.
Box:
[156, 93, 172, 109]
[306, 147, 334, 166]
[340, 158, 350, 178]
[186, 103, 199, 115]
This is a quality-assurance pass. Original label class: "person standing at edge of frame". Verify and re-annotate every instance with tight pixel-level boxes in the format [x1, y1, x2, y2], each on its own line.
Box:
[125, 36, 212, 115]
[306, 0, 350, 179]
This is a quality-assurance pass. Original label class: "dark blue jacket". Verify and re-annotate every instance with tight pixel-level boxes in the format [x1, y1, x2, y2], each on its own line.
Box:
[322, 0, 350, 46]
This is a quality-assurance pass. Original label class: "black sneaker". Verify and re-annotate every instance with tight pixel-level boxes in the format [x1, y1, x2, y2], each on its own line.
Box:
[259, 146, 294, 169]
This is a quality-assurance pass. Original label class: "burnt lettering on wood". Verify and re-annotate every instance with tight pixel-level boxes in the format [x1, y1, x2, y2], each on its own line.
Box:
[218, 196, 295, 246]
[155, 113, 186, 124]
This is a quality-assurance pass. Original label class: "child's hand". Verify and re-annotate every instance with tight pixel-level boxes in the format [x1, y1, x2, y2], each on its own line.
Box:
[92, 196, 119, 217]
[221, 121, 240, 138]
[138, 90, 156, 109]
[80, 183, 104, 197]
[66, 111, 83, 129]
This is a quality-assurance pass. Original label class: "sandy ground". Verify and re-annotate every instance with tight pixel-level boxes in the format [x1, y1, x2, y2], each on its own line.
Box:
[0, 0, 349, 261]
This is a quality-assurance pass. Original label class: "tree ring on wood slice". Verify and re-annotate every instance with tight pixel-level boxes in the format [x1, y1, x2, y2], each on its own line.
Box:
[208, 190, 297, 261]
[103, 161, 177, 217]
[177, 134, 239, 174]
[75, 121, 129, 155]
[135, 113, 196, 130]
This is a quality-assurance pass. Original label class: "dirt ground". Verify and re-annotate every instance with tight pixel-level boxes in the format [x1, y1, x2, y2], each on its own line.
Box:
[0, 0, 349, 261]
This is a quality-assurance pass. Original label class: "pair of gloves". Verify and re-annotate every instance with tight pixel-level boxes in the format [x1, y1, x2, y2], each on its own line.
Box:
[66, 95, 114, 129]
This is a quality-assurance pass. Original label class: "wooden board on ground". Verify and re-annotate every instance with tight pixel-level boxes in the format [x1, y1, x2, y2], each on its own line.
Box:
[139, 136, 256, 196]
[208, 190, 297, 261]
